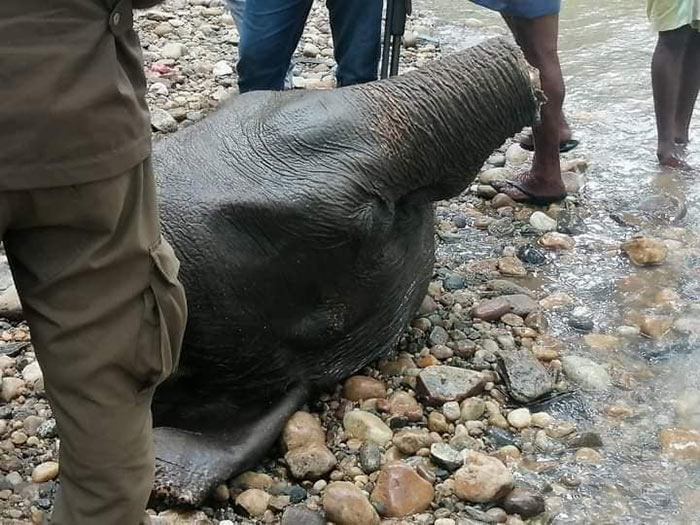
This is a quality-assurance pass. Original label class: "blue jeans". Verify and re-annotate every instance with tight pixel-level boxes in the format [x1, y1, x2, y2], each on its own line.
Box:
[236, 0, 383, 93]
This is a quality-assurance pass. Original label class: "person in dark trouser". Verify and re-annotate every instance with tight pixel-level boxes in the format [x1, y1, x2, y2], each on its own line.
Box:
[1, 0, 187, 523]
[237, 0, 383, 93]
[470, 0, 578, 205]
[648, 0, 700, 169]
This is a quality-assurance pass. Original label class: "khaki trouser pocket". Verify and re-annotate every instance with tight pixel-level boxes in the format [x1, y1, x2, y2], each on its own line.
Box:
[136, 236, 187, 397]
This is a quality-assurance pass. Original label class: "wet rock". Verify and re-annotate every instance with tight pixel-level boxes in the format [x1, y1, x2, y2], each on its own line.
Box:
[561, 171, 585, 194]
[497, 348, 555, 403]
[281, 506, 325, 525]
[621, 237, 668, 266]
[31, 462, 59, 483]
[479, 168, 512, 185]
[659, 429, 700, 461]
[539, 232, 575, 250]
[359, 443, 382, 474]
[371, 464, 434, 517]
[574, 447, 603, 465]
[472, 297, 511, 321]
[416, 366, 487, 406]
[674, 315, 700, 336]
[343, 376, 387, 401]
[557, 209, 587, 235]
[502, 488, 545, 518]
[539, 292, 574, 310]
[392, 429, 432, 455]
[507, 408, 531, 429]
[568, 307, 594, 332]
[566, 431, 604, 449]
[343, 410, 393, 445]
[430, 443, 463, 471]
[487, 280, 535, 298]
[517, 245, 547, 265]
[492, 193, 517, 209]
[502, 294, 539, 316]
[529, 212, 557, 232]
[454, 451, 513, 503]
[531, 336, 562, 361]
[150, 107, 178, 133]
[460, 398, 486, 421]
[545, 420, 576, 439]
[561, 356, 611, 391]
[640, 315, 673, 339]
[498, 257, 527, 277]
[0, 286, 21, 320]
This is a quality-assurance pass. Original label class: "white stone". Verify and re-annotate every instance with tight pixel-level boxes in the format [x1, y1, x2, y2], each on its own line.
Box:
[507, 408, 532, 429]
[213, 60, 233, 77]
[343, 410, 393, 445]
[561, 356, 611, 391]
[529, 212, 557, 232]
[160, 42, 185, 59]
[442, 401, 461, 422]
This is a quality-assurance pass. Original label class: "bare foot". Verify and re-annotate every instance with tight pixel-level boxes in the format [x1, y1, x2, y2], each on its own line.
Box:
[492, 170, 567, 205]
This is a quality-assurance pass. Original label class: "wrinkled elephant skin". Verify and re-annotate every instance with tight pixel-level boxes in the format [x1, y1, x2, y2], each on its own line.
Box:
[149, 38, 537, 506]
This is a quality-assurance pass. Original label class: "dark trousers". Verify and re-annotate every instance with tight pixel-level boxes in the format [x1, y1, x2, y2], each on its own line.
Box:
[237, 0, 383, 93]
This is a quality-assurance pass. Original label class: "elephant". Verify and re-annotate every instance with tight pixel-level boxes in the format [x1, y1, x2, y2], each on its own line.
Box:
[149, 37, 538, 506]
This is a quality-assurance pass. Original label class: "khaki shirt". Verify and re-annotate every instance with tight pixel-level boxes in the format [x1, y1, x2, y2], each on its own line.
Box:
[0, 0, 151, 190]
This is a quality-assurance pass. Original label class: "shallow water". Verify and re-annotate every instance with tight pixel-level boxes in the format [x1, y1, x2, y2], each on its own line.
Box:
[416, 1, 700, 523]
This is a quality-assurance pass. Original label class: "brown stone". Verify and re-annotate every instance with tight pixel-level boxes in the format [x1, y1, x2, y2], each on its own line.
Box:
[640, 315, 673, 340]
[370, 464, 434, 517]
[343, 376, 387, 401]
[538, 232, 575, 250]
[497, 257, 527, 277]
[377, 392, 423, 421]
[392, 429, 432, 455]
[583, 333, 620, 350]
[31, 461, 59, 483]
[235, 489, 271, 517]
[491, 193, 517, 209]
[323, 482, 380, 525]
[659, 429, 700, 461]
[285, 443, 337, 480]
[454, 451, 513, 503]
[282, 411, 326, 451]
[621, 237, 667, 266]
[472, 297, 511, 321]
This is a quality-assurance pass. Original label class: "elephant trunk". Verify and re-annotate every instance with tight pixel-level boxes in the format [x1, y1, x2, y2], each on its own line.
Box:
[346, 37, 538, 204]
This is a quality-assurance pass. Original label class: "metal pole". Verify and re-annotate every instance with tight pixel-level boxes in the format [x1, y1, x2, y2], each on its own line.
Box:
[380, 0, 395, 79]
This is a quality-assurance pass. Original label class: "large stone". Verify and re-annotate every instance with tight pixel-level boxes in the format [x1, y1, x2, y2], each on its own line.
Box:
[283, 412, 326, 451]
[323, 482, 380, 525]
[454, 451, 513, 503]
[343, 376, 387, 401]
[497, 348, 554, 404]
[416, 366, 486, 406]
[235, 489, 270, 517]
[343, 410, 393, 445]
[472, 297, 511, 321]
[501, 488, 545, 518]
[371, 464, 435, 517]
[659, 429, 700, 461]
[31, 461, 59, 483]
[0, 285, 22, 320]
[281, 506, 326, 525]
[621, 237, 667, 266]
[285, 444, 337, 480]
[561, 356, 611, 391]
[392, 429, 432, 455]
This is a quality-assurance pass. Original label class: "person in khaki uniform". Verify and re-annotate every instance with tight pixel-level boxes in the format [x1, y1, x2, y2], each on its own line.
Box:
[0, 0, 187, 523]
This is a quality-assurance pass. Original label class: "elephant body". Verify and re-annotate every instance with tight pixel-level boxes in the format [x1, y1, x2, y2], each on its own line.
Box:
[149, 38, 537, 505]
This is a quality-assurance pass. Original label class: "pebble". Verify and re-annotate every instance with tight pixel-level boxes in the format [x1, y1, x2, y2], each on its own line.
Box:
[323, 481, 380, 524]
[505, 143, 530, 165]
[583, 333, 619, 349]
[491, 193, 517, 209]
[454, 451, 513, 503]
[342, 376, 387, 401]
[574, 447, 604, 465]
[1, 377, 24, 402]
[285, 442, 337, 480]
[161, 42, 185, 59]
[377, 391, 422, 421]
[561, 356, 611, 391]
[0, 286, 22, 319]
[281, 506, 325, 525]
[531, 412, 554, 428]
[428, 411, 450, 433]
[235, 489, 271, 517]
[539, 292, 574, 309]
[392, 428, 432, 455]
[150, 108, 178, 133]
[501, 488, 546, 518]
[343, 410, 393, 445]
[21, 361, 43, 387]
[430, 442, 463, 471]
[212, 60, 233, 76]
[539, 232, 575, 250]
[498, 348, 555, 403]
[460, 398, 486, 422]
[501, 294, 539, 316]
[621, 236, 668, 266]
[479, 168, 512, 184]
[371, 463, 435, 517]
[442, 401, 461, 422]
[517, 244, 547, 265]
[31, 462, 59, 483]
[568, 306, 595, 332]
[231, 471, 274, 491]
[639, 315, 673, 339]
[416, 366, 486, 405]
[529, 212, 557, 232]
[507, 408, 531, 429]
[283, 411, 326, 450]
[359, 443, 382, 474]
[659, 429, 700, 460]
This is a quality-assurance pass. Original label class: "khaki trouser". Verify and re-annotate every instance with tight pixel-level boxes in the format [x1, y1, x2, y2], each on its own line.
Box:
[0, 160, 187, 524]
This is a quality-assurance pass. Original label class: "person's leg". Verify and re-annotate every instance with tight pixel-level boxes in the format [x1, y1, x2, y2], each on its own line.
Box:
[496, 13, 566, 202]
[237, 0, 313, 93]
[3, 160, 186, 524]
[651, 25, 692, 167]
[326, 0, 382, 86]
[674, 28, 700, 145]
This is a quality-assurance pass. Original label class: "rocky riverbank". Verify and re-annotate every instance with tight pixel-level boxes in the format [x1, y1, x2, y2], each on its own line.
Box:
[2, 1, 700, 524]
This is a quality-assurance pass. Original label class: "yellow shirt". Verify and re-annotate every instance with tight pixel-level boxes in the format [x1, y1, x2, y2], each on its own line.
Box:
[647, 0, 700, 31]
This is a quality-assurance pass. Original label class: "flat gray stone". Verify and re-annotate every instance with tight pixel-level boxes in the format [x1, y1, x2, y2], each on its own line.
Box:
[497, 348, 555, 403]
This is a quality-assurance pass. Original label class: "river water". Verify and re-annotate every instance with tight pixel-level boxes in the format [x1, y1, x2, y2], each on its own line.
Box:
[415, 1, 700, 523]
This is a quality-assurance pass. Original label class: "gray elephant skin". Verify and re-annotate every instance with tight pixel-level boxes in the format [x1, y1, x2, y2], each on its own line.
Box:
[149, 38, 537, 506]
